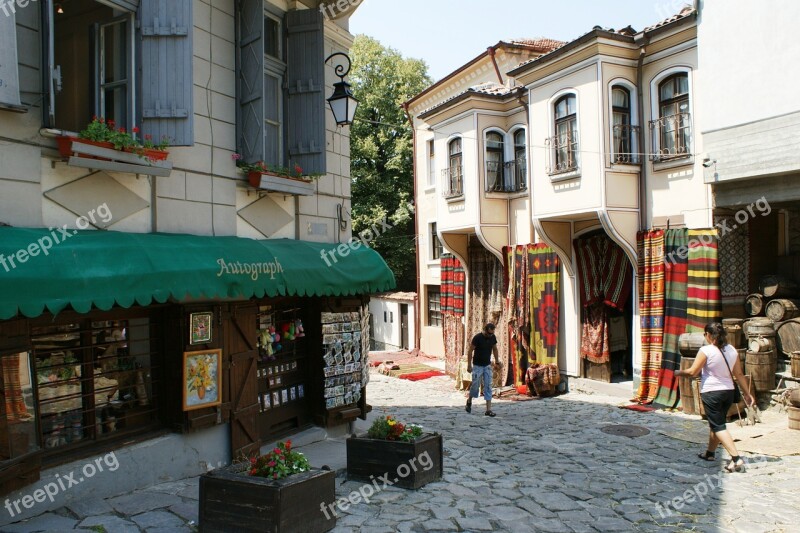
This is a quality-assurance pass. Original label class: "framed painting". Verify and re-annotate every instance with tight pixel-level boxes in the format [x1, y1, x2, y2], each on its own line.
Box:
[189, 312, 213, 345]
[182, 349, 222, 411]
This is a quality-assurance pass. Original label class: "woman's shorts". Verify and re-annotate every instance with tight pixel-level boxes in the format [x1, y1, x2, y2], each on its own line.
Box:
[701, 389, 735, 432]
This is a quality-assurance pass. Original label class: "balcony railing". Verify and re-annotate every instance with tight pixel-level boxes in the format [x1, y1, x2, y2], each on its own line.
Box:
[545, 131, 579, 175]
[611, 124, 641, 164]
[441, 166, 463, 199]
[485, 160, 527, 193]
[649, 112, 692, 162]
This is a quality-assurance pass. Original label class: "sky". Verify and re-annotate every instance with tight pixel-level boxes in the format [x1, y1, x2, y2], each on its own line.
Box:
[349, 0, 691, 81]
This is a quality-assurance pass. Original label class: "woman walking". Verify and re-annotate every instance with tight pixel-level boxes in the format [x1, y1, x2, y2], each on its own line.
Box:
[675, 322, 755, 472]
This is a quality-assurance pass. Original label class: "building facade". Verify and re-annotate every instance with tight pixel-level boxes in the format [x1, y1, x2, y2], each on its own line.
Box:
[0, 0, 393, 519]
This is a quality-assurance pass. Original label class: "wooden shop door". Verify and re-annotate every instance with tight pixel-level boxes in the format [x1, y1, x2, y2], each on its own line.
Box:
[225, 304, 261, 459]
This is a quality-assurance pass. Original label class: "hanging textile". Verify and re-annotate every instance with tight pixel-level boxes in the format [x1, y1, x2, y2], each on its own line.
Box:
[686, 230, 722, 332]
[580, 303, 610, 363]
[440, 254, 465, 316]
[461, 245, 508, 391]
[529, 244, 560, 366]
[2, 353, 30, 421]
[574, 235, 632, 310]
[505, 246, 529, 390]
[443, 314, 464, 378]
[653, 229, 689, 408]
[635, 230, 665, 403]
[714, 215, 750, 303]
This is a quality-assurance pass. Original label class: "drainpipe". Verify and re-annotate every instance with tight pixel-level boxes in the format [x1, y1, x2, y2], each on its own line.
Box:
[634, 33, 650, 230]
[403, 102, 422, 355]
[487, 46, 504, 85]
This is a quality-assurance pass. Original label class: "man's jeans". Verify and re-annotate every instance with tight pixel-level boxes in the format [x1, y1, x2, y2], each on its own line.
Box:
[469, 364, 493, 401]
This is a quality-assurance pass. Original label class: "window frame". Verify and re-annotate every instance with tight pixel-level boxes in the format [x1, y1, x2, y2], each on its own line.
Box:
[430, 222, 443, 261]
[427, 138, 436, 188]
[510, 126, 528, 193]
[547, 91, 580, 177]
[443, 137, 464, 198]
[427, 286, 442, 327]
[608, 80, 640, 165]
[649, 67, 694, 164]
[263, 7, 287, 168]
[483, 128, 505, 193]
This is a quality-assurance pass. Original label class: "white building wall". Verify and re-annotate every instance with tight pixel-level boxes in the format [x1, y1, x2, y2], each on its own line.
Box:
[368, 298, 416, 351]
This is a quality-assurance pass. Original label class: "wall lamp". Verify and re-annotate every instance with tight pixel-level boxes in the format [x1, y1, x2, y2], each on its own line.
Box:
[325, 52, 358, 127]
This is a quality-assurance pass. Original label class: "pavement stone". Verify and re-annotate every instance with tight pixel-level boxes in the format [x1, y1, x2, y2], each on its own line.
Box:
[64, 498, 114, 519]
[0, 513, 77, 533]
[130, 510, 186, 529]
[78, 515, 140, 533]
[454, 516, 494, 531]
[107, 492, 183, 516]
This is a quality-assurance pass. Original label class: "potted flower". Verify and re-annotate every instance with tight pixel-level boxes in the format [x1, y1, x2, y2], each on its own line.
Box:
[57, 117, 170, 163]
[199, 440, 336, 533]
[233, 154, 323, 189]
[346, 415, 443, 489]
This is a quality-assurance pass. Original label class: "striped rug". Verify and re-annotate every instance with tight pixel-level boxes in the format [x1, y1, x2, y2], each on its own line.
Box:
[635, 230, 665, 404]
[686, 230, 722, 332]
[653, 229, 689, 407]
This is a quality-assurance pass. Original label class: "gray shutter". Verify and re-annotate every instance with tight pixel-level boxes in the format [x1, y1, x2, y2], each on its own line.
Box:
[138, 0, 193, 146]
[237, 0, 265, 163]
[107, 1, 140, 11]
[286, 9, 326, 175]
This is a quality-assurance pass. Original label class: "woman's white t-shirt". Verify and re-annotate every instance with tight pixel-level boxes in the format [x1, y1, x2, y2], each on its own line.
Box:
[699, 344, 738, 393]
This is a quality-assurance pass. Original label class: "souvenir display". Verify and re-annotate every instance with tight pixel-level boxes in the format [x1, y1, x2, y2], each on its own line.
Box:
[321, 310, 370, 410]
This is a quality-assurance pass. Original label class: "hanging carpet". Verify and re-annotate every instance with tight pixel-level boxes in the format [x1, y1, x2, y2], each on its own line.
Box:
[441, 254, 466, 377]
[574, 235, 632, 310]
[686, 230, 722, 332]
[581, 303, 610, 363]
[529, 244, 560, 366]
[714, 215, 750, 303]
[635, 230, 665, 404]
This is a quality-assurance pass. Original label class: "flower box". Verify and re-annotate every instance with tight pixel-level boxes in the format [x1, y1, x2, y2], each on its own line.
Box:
[57, 136, 169, 161]
[247, 170, 316, 196]
[346, 433, 443, 489]
[199, 465, 336, 533]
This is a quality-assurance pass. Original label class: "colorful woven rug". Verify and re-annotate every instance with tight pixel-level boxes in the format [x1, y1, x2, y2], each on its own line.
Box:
[381, 362, 441, 378]
[441, 254, 465, 316]
[397, 370, 446, 381]
[505, 245, 531, 388]
[635, 230, 665, 403]
[653, 229, 689, 408]
[442, 314, 464, 377]
[528, 244, 559, 366]
[580, 303, 610, 363]
[714, 215, 750, 303]
[575, 235, 632, 310]
[686, 229, 721, 332]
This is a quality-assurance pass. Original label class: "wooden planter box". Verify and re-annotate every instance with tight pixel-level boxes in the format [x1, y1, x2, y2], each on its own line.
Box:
[248, 170, 316, 196]
[199, 466, 336, 533]
[55, 136, 172, 177]
[346, 433, 443, 489]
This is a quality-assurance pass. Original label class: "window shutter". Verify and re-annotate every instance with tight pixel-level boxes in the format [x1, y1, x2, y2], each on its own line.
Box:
[286, 9, 326, 175]
[237, 0, 265, 163]
[138, 0, 193, 146]
[106, 0, 140, 10]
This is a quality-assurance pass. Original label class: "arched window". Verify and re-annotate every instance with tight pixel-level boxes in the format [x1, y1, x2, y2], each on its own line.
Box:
[656, 73, 691, 159]
[513, 130, 527, 190]
[444, 138, 463, 198]
[552, 94, 578, 173]
[612, 86, 633, 163]
[485, 131, 504, 192]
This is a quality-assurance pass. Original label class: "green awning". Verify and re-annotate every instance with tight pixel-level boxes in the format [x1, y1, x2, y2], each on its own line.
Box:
[0, 228, 396, 319]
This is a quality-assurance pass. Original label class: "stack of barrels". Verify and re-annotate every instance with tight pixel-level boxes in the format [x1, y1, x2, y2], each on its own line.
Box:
[678, 332, 707, 415]
[744, 317, 777, 397]
[745, 275, 800, 321]
[722, 318, 746, 369]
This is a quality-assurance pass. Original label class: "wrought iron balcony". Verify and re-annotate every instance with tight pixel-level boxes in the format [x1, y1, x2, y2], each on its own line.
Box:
[441, 166, 463, 199]
[485, 160, 527, 193]
[611, 124, 641, 164]
[545, 131, 579, 175]
[649, 112, 692, 162]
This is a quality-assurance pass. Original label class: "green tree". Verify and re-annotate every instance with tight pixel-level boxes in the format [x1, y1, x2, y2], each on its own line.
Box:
[349, 36, 432, 291]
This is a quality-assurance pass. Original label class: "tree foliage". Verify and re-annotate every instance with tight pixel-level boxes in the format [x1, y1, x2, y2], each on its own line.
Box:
[349, 36, 432, 291]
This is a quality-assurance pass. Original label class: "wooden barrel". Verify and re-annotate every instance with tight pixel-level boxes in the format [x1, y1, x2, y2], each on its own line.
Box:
[792, 352, 800, 379]
[789, 406, 800, 431]
[746, 317, 775, 337]
[790, 388, 800, 408]
[748, 336, 776, 353]
[737, 348, 746, 372]
[746, 350, 776, 393]
[765, 299, 800, 322]
[745, 293, 764, 317]
[725, 325, 743, 348]
[759, 275, 798, 299]
[678, 332, 706, 357]
[679, 356, 699, 415]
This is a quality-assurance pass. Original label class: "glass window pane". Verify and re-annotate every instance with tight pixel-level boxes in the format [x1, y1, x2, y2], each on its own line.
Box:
[265, 73, 280, 123]
[264, 17, 280, 59]
[514, 130, 525, 148]
[486, 132, 503, 150]
[612, 87, 628, 108]
[102, 22, 127, 84]
[449, 138, 461, 156]
[102, 86, 128, 127]
[675, 74, 689, 96]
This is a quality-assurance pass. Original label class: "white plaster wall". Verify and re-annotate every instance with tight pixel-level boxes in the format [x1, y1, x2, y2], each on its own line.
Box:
[368, 298, 415, 350]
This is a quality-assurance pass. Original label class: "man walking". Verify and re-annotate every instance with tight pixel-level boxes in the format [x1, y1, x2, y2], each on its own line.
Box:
[466, 323, 500, 417]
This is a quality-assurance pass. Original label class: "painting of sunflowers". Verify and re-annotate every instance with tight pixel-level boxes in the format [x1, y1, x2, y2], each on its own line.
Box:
[182, 349, 222, 411]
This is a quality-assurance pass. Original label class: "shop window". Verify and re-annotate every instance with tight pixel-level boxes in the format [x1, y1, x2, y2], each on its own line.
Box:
[427, 286, 442, 327]
[0, 351, 39, 463]
[31, 318, 160, 451]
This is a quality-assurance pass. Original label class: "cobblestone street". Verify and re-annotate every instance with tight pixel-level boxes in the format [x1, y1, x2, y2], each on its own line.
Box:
[3, 370, 799, 532]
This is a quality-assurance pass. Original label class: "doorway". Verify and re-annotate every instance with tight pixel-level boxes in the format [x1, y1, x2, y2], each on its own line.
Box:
[400, 304, 409, 350]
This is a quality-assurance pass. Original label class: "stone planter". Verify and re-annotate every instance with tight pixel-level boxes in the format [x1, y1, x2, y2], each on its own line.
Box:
[199, 465, 336, 533]
[346, 433, 443, 489]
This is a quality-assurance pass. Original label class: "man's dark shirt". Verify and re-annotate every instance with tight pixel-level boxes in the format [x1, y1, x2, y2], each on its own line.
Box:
[471, 332, 497, 366]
